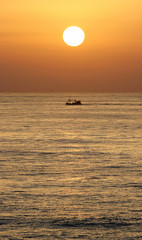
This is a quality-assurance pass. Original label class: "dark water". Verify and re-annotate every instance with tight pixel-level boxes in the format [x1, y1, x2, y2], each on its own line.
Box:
[0, 93, 142, 239]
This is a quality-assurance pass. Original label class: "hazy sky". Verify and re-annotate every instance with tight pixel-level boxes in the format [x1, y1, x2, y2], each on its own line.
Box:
[0, 0, 142, 92]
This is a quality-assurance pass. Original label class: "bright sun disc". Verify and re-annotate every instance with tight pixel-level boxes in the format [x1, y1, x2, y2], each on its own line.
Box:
[63, 26, 85, 47]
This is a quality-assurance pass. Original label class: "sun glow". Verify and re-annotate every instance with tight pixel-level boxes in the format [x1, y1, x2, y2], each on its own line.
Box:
[63, 26, 85, 47]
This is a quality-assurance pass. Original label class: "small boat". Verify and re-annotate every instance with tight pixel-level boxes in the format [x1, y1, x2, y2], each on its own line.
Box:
[66, 99, 82, 105]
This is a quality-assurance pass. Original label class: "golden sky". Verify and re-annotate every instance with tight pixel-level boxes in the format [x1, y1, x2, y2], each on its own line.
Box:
[0, 0, 142, 92]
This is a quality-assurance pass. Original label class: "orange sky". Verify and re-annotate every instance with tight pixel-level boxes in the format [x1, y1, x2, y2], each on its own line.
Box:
[0, 0, 142, 92]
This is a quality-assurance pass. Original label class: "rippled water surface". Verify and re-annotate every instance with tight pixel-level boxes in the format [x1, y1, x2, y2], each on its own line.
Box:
[0, 93, 142, 239]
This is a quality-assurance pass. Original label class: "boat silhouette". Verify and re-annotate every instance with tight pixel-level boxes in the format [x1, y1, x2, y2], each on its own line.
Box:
[66, 99, 82, 105]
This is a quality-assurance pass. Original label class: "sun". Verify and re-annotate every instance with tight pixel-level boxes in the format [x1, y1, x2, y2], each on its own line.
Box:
[63, 26, 85, 47]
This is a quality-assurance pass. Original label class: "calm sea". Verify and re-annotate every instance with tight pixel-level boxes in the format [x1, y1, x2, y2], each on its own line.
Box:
[0, 93, 142, 240]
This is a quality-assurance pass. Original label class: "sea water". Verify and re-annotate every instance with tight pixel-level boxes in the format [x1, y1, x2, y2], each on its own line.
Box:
[0, 93, 142, 240]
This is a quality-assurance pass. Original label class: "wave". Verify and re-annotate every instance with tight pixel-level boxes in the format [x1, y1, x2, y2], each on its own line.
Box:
[49, 216, 141, 229]
[0, 216, 141, 229]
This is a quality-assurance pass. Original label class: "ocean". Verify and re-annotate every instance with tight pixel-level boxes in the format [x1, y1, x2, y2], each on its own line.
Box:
[0, 93, 142, 240]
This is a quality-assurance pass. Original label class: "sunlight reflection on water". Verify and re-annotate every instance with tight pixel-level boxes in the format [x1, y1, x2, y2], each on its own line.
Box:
[0, 93, 142, 239]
